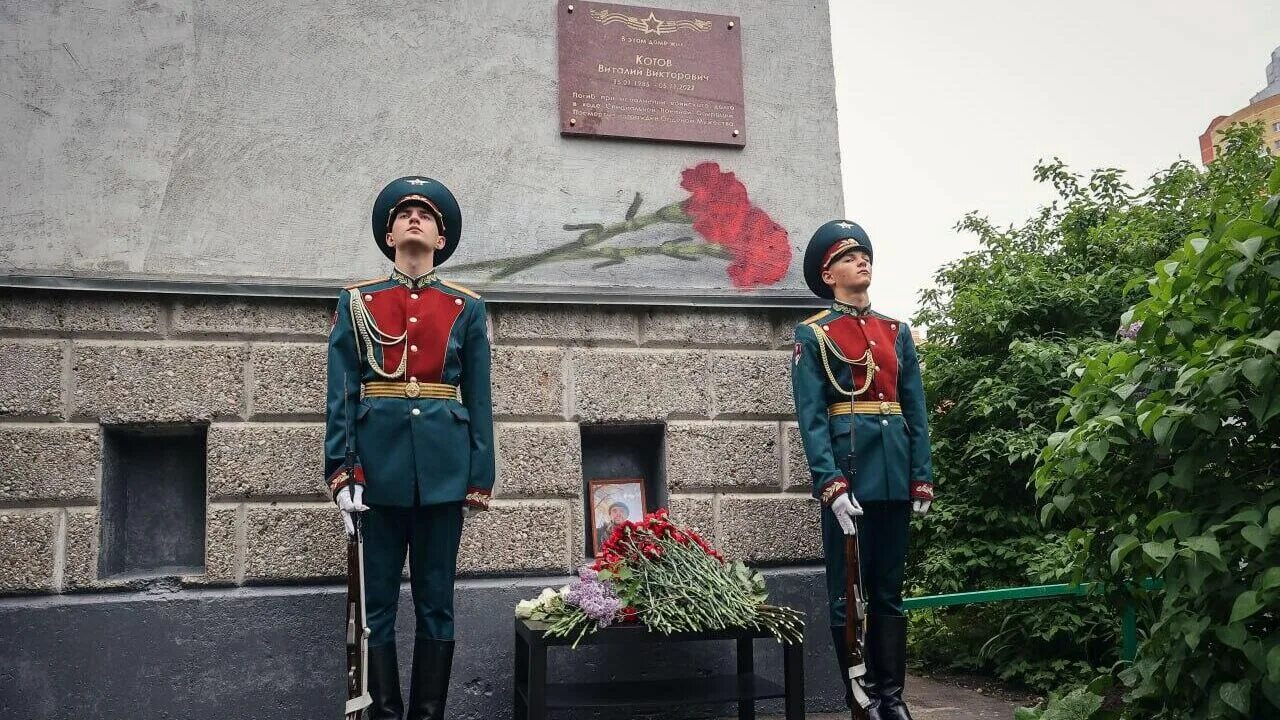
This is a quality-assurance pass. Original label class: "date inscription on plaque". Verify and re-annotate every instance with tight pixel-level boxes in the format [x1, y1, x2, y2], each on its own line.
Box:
[557, 0, 746, 147]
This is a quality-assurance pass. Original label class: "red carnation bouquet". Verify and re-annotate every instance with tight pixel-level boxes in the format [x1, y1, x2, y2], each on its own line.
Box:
[451, 163, 792, 290]
[515, 509, 804, 647]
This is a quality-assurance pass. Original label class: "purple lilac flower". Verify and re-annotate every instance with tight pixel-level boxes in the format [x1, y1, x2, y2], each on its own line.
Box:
[1118, 321, 1143, 340]
[566, 567, 623, 628]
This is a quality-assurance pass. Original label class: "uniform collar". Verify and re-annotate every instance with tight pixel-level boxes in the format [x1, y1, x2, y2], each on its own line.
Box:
[831, 299, 871, 316]
[390, 268, 439, 290]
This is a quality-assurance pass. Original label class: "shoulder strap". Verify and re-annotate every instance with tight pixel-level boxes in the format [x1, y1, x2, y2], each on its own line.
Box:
[439, 279, 481, 299]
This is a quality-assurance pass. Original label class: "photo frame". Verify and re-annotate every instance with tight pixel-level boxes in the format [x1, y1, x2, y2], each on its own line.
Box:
[588, 478, 648, 556]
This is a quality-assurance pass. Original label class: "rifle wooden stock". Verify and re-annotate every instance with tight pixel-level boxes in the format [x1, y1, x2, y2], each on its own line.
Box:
[844, 532, 872, 718]
[344, 517, 371, 718]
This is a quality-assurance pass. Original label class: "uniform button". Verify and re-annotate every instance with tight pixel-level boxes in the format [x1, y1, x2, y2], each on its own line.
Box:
[409, 317, 418, 323]
[411, 293, 419, 300]
[410, 345, 418, 352]
[364, 294, 373, 302]
[411, 408, 421, 416]
[892, 324, 898, 331]
[869, 340, 876, 346]
[880, 419, 888, 426]
[409, 376, 417, 382]
[878, 392, 884, 399]
[823, 324, 831, 331]
[859, 319, 866, 325]
[454, 298, 463, 306]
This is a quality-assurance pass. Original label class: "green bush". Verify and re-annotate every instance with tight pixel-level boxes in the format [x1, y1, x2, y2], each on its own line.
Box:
[911, 125, 1274, 695]
[1034, 128, 1278, 718]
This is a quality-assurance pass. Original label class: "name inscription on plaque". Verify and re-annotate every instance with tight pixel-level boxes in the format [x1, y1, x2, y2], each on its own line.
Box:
[557, 0, 746, 147]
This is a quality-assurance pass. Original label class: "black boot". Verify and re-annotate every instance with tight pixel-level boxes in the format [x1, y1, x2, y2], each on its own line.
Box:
[868, 614, 913, 720]
[407, 638, 455, 720]
[367, 643, 404, 720]
[831, 625, 879, 714]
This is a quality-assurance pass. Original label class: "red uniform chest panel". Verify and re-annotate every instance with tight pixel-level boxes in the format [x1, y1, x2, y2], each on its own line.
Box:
[363, 285, 465, 382]
[823, 314, 900, 401]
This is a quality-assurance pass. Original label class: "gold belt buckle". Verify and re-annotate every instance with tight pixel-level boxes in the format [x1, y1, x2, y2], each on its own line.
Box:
[880, 401, 891, 415]
[404, 380, 421, 399]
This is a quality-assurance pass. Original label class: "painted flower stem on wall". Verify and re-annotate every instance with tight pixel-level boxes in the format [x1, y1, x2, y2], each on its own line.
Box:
[449, 162, 792, 289]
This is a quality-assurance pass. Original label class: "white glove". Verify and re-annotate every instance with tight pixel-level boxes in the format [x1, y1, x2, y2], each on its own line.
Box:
[913, 499, 931, 516]
[831, 492, 863, 535]
[336, 484, 369, 535]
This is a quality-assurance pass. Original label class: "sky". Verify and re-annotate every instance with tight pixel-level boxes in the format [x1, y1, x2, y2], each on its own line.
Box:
[830, 0, 1280, 324]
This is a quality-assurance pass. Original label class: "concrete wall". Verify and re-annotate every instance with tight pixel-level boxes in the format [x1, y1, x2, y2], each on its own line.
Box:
[0, 287, 825, 595]
[0, 569, 843, 719]
[0, 0, 842, 300]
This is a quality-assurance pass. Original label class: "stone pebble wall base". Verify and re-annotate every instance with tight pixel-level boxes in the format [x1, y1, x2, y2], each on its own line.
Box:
[0, 290, 826, 595]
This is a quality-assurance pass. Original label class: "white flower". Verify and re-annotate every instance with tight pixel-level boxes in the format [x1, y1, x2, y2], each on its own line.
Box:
[514, 598, 539, 619]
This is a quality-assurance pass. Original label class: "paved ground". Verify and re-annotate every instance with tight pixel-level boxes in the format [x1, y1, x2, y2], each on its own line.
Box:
[723, 673, 1034, 720]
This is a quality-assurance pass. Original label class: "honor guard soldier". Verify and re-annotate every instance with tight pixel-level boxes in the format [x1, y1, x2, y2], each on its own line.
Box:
[325, 176, 495, 720]
[791, 220, 934, 719]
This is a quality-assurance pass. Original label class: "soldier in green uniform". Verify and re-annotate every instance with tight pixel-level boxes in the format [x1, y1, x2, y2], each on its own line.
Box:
[791, 220, 934, 720]
[325, 176, 495, 720]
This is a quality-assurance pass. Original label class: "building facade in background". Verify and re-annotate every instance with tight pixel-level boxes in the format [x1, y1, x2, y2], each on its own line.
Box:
[1199, 45, 1280, 163]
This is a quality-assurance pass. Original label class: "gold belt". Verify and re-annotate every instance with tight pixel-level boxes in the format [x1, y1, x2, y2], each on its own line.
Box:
[828, 401, 902, 417]
[362, 381, 460, 400]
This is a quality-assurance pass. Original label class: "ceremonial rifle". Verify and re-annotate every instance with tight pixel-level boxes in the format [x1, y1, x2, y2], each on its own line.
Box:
[839, 334, 878, 719]
[343, 376, 372, 719]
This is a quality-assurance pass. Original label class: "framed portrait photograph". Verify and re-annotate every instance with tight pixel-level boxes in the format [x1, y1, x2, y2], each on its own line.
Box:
[588, 478, 647, 556]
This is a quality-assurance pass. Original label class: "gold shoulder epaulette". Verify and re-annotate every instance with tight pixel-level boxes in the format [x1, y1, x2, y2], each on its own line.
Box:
[440, 280, 481, 299]
[802, 309, 828, 325]
[344, 277, 385, 290]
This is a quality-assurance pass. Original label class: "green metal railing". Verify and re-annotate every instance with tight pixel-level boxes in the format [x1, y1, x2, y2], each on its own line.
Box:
[901, 580, 1163, 662]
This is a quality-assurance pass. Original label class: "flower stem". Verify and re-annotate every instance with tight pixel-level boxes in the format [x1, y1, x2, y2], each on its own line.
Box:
[448, 201, 693, 279]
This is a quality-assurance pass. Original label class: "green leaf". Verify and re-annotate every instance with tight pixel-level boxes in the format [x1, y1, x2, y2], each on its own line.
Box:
[1264, 679, 1280, 711]
[1269, 644, 1280, 683]
[1183, 535, 1221, 560]
[1248, 331, 1280, 354]
[1142, 540, 1174, 565]
[1220, 680, 1250, 716]
[1242, 358, 1273, 388]
[1260, 567, 1280, 591]
[1233, 235, 1263, 261]
[1086, 439, 1109, 462]
[624, 192, 643, 221]
[1225, 509, 1263, 525]
[1241, 525, 1270, 552]
[1247, 394, 1280, 425]
[1269, 507, 1280, 533]
[1230, 590, 1264, 623]
[1111, 535, 1140, 572]
[1148, 510, 1188, 532]
[1216, 623, 1247, 650]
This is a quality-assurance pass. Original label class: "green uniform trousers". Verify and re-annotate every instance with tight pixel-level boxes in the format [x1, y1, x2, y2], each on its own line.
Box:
[362, 502, 464, 647]
[822, 500, 911, 625]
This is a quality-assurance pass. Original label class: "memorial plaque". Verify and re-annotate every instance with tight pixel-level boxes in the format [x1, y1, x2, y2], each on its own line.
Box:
[557, 0, 746, 147]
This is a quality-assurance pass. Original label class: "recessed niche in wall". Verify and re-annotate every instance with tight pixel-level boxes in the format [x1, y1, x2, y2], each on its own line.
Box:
[99, 424, 207, 580]
[579, 423, 665, 557]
